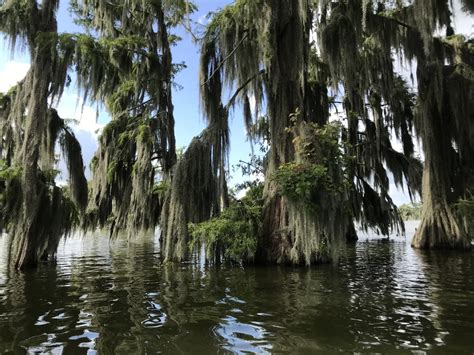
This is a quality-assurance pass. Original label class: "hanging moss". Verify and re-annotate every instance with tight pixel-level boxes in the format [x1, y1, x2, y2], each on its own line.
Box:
[72, 0, 183, 240]
[452, 197, 474, 239]
[2, 166, 81, 268]
[161, 135, 219, 262]
[86, 121, 172, 240]
[412, 52, 473, 249]
[194, 0, 456, 263]
[1, 0, 470, 269]
[127, 124, 156, 235]
[373, 14, 468, 249]
[195, 0, 357, 264]
[0, 104, 88, 269]
[271, 121, 352, 264]
[0, 0, 92, 269]
[159, 0, 268, 262]
[197, 0, 419, 264]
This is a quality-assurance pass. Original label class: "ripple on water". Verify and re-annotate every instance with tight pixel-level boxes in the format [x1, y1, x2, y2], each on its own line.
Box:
[19, 334, 64, 354]
[213, 315, 273, 354]
[68, 329, 99, 352]
[142, 300, 167, 328]
[1, 227, 474, 353]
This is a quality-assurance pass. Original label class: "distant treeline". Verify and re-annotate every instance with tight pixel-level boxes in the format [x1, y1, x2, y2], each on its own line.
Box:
[398, 203, 423, 221]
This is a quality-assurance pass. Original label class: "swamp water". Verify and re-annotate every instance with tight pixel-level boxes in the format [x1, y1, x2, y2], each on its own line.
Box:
[1, 221, 474, 354]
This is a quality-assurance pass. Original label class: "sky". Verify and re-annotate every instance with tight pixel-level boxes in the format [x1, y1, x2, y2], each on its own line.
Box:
[0, 0, 472, 205]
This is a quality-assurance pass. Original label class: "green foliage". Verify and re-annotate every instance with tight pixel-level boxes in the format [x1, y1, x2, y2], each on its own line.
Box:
[398, 202, 422, 221]
[0, 160, 21, 181]
[0, 161, 21, 223]
[274, 122, 349, 210]
[273, 162, 331, 207]
[294, 121, 346, 165]
[152, 181, 170, 198]
[188, 183, 263, 264]
[41, 168, 61, 185]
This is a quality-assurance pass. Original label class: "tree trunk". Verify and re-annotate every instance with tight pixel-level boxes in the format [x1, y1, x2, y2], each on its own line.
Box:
[345, 220, 358, 243]
[259, 192, 292, 263]
[412, 63, 471, 250]
[412, 163, 470, 249]
[13, 49, 53, 269]
[257, 0, 308, 264]
[12, 1, 57, 269]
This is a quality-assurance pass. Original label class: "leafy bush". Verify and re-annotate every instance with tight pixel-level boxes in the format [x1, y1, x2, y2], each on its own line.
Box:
[273, 162, 330, 206]
[188, 183, 263, 264]
[273, 121, 350, 210]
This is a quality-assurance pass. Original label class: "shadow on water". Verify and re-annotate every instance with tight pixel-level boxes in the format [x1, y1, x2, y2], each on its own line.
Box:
[0, 222, 474, 354]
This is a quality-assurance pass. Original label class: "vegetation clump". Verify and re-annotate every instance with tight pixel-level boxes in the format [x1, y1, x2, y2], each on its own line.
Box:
[273, 121, 349, 212]
[188, 183, 263, 264]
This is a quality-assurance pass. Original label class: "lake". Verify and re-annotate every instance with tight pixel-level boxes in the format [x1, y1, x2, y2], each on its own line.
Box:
[1, 221, 474, 354]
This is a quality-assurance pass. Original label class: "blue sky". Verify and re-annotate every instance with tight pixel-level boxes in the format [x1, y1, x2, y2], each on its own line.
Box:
[1, 1, 472, 205]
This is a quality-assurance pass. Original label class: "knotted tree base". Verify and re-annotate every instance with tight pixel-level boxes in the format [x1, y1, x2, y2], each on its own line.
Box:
[412, 205, 471, 250]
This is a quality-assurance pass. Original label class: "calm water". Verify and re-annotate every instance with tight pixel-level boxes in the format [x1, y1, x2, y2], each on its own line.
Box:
[1, 221, 474, 354]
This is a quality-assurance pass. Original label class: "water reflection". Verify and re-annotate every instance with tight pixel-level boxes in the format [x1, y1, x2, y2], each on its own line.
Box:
[1, 222, 474, 353]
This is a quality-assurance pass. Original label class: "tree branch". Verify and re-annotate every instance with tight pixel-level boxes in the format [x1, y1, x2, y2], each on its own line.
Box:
[202, 31, 249, 86]
[225, 69, 265, 111]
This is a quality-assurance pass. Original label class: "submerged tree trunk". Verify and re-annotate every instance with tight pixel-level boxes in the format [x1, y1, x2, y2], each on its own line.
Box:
[258, 0, 309, 264]
[345, 221, 358, 243]
[412, 63, 471, 250]
[13, 51, 54, 269]
[7, 0, 58, 269]
[412, 165, 469, 249]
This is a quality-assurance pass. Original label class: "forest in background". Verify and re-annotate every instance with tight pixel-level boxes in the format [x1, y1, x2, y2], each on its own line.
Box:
[0, 0, 473, 270]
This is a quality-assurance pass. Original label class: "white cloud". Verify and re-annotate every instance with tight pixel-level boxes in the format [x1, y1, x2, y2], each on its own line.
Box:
[197, 14, 210, 25]
[0, 61, 30, 93]
[453, 0, 474, 37]
[76, 105, 104, 136]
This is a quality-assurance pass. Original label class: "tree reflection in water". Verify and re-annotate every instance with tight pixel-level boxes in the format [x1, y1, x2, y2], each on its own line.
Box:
[0, 223, 474, 353]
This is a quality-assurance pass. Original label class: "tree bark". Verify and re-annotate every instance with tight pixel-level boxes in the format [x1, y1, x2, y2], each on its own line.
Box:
[411, 63, 471, 250]
[257, 0, 309, 264]
[345, 220, 358, 243]
[412, 163, 470, 249]
[13, 51, 54, 269]
[12, 1, 57, 269]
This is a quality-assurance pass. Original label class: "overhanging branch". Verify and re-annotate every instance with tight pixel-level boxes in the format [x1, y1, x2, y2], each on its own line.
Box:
[225, 69, 265, 111]
[202, 31, 250, 86]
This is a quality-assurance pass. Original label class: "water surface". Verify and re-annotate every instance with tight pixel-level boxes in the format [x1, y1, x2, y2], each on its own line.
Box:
[1, 221, 474, 354]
